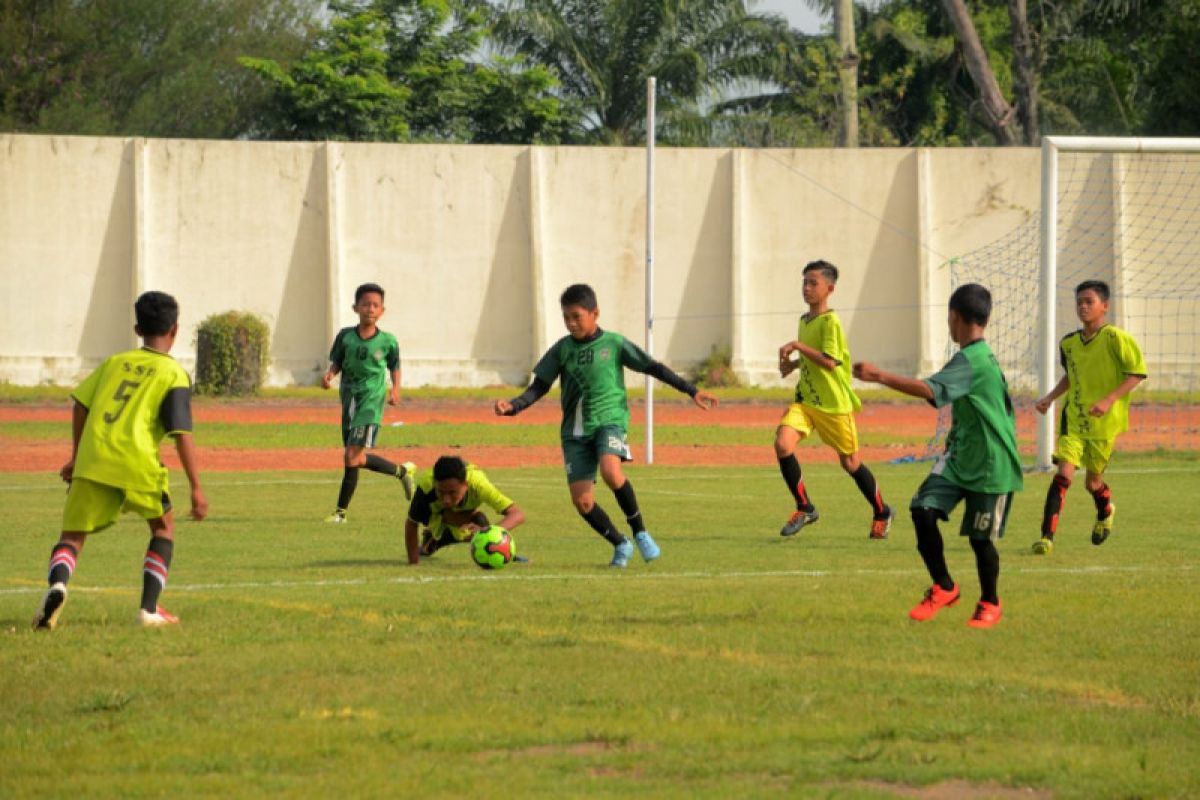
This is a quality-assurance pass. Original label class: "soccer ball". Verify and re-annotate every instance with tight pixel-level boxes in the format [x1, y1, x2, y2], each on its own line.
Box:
[471, 526, 515, 570]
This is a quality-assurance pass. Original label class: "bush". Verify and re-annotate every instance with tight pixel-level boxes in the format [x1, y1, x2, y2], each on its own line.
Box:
[691, 345, 741, 388]
[195, 311, 270, 396]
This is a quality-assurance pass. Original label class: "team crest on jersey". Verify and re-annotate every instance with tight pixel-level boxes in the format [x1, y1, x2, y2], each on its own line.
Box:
[373, 348, 385, 361]
[599, 348, 611, 361]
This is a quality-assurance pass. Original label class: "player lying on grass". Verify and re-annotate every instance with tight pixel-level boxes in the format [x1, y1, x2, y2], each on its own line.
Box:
[1031, 280, 1147, 555]
[404, 455, 526, 565]
[495, 283, 718, 567]
[854, 283, 1023, 629]
[33, 291, 207, 630]
[775, 260, 893, 540]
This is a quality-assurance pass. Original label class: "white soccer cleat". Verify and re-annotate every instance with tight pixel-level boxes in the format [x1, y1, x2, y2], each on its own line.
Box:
[138, 606, 180, 627]
[400, 462, 417, 501]
[32, 582, 68, 630]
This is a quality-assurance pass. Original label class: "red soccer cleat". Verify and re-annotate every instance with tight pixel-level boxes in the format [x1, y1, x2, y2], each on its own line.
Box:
[967, 600, 1003, 629]
[909, 583, 960, 621]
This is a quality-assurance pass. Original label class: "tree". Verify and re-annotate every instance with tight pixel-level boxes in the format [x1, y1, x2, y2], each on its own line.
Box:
[487, 0, 792, 145]
[938, 0, 1016, 143]
[0, 0, 319, 138]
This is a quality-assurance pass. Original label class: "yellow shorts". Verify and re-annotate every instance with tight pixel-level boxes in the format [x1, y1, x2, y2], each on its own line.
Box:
[1053, 435, 1114, 474]
[779, 403, 859, 456]
[62, 477, 169, 533]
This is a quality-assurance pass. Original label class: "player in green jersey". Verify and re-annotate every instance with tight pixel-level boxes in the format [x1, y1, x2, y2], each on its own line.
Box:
[321, 282, 415, 523]
[494, 284, 718, 567]
[776, 260, 893, 540]
[404, 455, 527, 564]
[855, 284, 1023, 628]
[1032, 280, 1147, 554]
[33, 291, 208, 630]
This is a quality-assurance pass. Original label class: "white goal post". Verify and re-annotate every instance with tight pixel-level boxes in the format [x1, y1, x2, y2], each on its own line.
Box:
[1037, 136, 1200, 468]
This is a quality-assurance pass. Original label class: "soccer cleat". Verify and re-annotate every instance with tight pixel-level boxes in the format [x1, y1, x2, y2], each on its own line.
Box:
[869, 507, 894, 540]
[511, 555, 530, 564]
[324, 510, 347, 524]
[780, 507, 820, 537]
[138, 606, 180, 627]
[909, 583, 960, 621]
[633, 531, 661, 562]
[32, 583, 68, 630]
[610, 540, 634, 568]
[1031, 537, 1054, 555]
[399, 462, 416, 501]
[1091, 504, 1115, 546]
[967, 600, 1002, 629]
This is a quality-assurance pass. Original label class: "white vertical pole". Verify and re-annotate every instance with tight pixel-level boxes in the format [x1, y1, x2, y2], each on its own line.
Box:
[1037, 138, 1059, 470]
[645, 77, 656, 465]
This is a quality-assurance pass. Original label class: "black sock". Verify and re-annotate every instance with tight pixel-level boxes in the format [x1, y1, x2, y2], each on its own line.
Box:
[778, 454, 814, 512]
[364, 454, 400, 476]
[579, 505, 626, 546]
[47, 542, 78, 586]
[850, 464, 888, 518]
[970, 537, 1000, 605]
[336, 467, 360, 511]
[1089, 483, 1113, 519]
[612, 480, 645, 535]
[141, 537, 173, 613]
[1041, 474, 1071, 537]
[912, 507, 954, 590]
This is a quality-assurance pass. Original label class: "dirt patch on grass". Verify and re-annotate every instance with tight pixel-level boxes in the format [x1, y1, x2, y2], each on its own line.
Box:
[834, 779, 1052, 799]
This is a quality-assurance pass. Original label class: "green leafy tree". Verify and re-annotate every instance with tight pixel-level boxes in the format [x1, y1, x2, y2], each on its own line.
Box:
[487, 0, 793, 145]
[0, 0, 319, 137]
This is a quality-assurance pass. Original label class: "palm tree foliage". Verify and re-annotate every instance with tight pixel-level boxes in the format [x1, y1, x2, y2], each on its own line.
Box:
[487, 0, 794, 144]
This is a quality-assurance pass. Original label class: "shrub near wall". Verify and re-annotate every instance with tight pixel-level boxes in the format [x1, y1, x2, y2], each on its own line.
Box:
[195, 311, 270, 396]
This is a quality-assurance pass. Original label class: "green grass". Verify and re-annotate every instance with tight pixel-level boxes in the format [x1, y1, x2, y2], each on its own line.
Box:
[2, 456, 1199, 797]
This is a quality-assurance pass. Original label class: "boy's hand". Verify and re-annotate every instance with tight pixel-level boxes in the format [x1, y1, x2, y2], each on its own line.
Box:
[321, 371, 335, 389]
[59, 459, 75, 484]
[779, 357, 797, 378]
[494, 399, 513, 416]
[190, 488, 209, 521]
[1034, 396, 1053, 415]
[388, 389, 399, 406]
[693, 390, 719, 410]
[852, 361, 882, 383]
[1089, 398, 1114, 417]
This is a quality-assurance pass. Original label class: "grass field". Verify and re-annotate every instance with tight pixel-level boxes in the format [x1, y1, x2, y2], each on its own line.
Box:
[2, 419, 1199, 799]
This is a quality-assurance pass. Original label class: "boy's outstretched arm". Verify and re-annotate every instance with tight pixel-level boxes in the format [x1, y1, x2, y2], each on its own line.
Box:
[853, 362, 934, 402]
[497, 502, 526, 532]
[1035, 375, 1070, 415]
[644, 361, 719, 409]
[495, 377, 552, 416]
[1090, 373, 1145, 417]
[404, 518, 421, 564]
[172, 433, 208, 521]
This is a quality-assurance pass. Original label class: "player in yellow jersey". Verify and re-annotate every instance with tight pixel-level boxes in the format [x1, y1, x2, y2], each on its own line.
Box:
[1032, 280, 1146, 554]
[32, 291, 208, 630]
[775, 261, 893, 540]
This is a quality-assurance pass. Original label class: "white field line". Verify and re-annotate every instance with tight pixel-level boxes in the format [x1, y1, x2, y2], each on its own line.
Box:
[0, 563, 1194, 597]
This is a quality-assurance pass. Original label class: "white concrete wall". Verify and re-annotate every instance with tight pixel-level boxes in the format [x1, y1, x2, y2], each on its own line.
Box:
[14, 133, 1183, 390]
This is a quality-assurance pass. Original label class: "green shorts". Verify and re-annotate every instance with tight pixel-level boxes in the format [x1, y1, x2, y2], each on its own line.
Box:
[562, 425, 632, 483]
[62, 477, 171, 533]
[341, 391, 383, 447]
[910, 473, 1014, 541]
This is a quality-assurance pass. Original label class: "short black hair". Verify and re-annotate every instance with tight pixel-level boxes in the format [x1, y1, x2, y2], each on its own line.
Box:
[432, 455, 468, 482]
[134, 291, 179, 336]
[803, 260, 838, 284]
[560, 283, 598, 311]
[949, 283, 992, 326]
[355, 282, 385, 303]
[1075, 280, 1110, 302]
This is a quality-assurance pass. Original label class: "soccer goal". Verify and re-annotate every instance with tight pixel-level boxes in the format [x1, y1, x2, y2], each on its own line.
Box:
[941, 136, 1200, 469]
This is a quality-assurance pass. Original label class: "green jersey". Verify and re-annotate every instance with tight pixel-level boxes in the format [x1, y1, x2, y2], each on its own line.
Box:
[329, 326, 400, 425]
[923, 340, 1024, 494]
[1058, 325, 1146, 441]
[71, 347, 193, 492]
[406, 464, 514, 526]
[793, 310, 861, 414]
[532, 330, 654, 439]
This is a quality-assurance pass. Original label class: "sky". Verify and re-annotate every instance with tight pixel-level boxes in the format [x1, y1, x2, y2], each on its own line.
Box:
[749, 0, 828, 35]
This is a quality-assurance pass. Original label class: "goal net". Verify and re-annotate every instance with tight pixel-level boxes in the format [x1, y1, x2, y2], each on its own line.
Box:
[934, 136, 1200, 468]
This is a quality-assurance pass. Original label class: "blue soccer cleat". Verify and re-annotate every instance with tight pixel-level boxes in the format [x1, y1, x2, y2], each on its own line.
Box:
[634, 531, 661, 562]
[610, 540, 634, 568]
